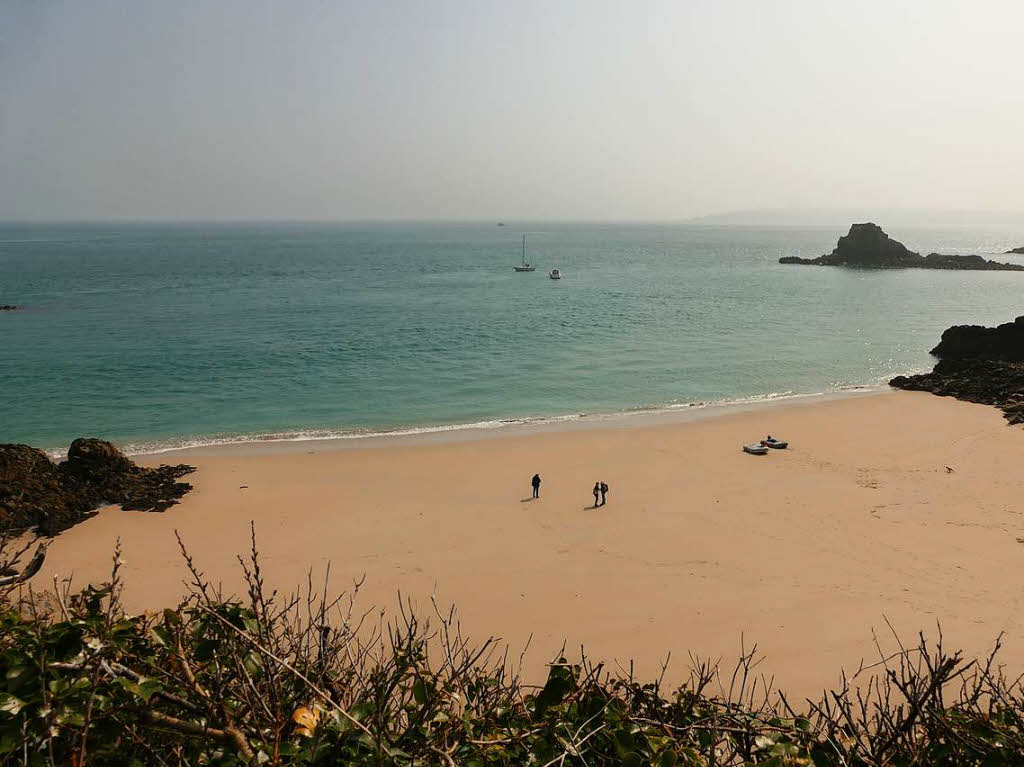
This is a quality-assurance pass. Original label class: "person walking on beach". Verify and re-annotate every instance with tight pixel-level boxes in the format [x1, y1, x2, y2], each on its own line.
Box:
[531, 473, 541, 498]
[592, 481, 600, 508]
[600, 481, 608, 506]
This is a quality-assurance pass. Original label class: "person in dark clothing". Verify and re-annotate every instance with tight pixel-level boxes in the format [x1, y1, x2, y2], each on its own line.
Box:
[531, 474, 541, 498]
[600, 481, 608, 506]
[592, 481, 600, 508]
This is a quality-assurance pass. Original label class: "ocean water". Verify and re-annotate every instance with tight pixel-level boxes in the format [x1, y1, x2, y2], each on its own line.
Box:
[2, 221, 1023, 454]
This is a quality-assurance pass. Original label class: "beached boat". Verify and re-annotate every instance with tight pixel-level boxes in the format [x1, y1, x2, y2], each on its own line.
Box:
[513, 234, 536, 272]
[761, 437, 788, 449]
[743, 444, 768, 455]
[549, 268, 561, 280]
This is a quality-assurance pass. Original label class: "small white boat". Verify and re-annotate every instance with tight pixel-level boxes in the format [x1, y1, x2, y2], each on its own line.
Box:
[549, 268, 561, 280]
[513, 234, 536, 272]
[743, 444, 768, 455]
[761, 437, 788, 449]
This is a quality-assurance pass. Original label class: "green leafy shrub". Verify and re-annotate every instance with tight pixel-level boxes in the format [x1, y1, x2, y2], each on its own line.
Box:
[2, 529, 1022, 766]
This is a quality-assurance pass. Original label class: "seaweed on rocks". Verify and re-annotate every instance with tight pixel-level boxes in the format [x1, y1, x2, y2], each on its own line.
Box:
[0, 438, 194, 535]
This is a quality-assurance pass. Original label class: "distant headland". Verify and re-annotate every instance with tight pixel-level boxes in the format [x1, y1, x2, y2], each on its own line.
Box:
[1007, 246, 1024, 254]
[780, 223, 1024, 271]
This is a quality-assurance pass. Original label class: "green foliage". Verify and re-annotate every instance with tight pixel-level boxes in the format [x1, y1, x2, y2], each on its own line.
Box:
[2, 536, 1024, 765]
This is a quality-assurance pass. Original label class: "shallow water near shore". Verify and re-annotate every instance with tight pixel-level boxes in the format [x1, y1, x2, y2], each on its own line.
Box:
[2, 221, 1023, 453]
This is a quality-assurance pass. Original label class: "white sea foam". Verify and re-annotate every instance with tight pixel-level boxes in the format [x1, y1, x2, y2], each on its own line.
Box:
[42, 383, 887, 459]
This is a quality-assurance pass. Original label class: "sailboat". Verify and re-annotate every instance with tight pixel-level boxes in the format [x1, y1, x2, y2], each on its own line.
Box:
[513, 234, 536, 272]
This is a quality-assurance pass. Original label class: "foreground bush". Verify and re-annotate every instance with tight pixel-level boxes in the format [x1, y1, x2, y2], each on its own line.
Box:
[2, 531, 1023, 766]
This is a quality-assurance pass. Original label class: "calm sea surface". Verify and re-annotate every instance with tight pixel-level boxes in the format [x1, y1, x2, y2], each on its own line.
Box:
[2, 222, 1023, 453]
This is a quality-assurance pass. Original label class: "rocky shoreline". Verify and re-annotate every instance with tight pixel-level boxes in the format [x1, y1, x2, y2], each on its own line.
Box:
[890, 316, 1024, 426]
[781, 223, 1024, 271]
[0, 438, 195, 535]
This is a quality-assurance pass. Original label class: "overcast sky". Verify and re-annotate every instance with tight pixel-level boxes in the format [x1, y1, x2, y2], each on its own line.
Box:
[1, 1, 1022, 221]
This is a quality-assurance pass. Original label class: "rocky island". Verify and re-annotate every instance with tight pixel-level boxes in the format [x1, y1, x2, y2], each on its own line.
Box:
[890, 315, 1024, 425]
[0, 305, 18, 311]
[1007, 246, 1024, 255]
[0, 438, 195, 535]
[780, 223, 1024, 270]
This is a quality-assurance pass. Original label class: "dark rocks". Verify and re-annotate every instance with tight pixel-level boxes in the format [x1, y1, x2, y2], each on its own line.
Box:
[781, 223, 1024, 271]
[0, 446, 65, 533]
[929, 316, 1024, 361]
[890, 317, 1024, 426]
[1006, 246, 1024, 255]
[66, 437, 134, 475]
[821, 222, 921, 267]
[921, 253, 1024, 271]
[779, 223, 919, 267]
[0, 305, 18, 311]
[0, 439, 195, 536]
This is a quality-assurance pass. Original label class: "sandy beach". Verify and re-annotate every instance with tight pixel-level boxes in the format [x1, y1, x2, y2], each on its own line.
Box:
[35, 390, 1024, 699]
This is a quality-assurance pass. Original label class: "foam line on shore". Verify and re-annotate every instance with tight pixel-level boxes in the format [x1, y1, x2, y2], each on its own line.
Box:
[88, 383, 888, 459]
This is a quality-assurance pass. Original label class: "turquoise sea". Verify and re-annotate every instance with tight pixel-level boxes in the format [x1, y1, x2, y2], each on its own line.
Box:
[2, 222, 1023, 454]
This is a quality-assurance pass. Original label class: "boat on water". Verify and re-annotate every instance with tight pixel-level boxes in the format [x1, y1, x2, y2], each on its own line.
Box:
[549, 268, 561, 280]
[513, 234, 536, 272]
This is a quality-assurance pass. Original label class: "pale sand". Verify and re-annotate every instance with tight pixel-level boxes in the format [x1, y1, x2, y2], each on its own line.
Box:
[35, 391, 1024, 699]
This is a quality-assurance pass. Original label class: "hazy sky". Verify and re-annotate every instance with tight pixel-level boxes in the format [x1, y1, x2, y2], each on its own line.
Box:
[2, 1, 1023, 221]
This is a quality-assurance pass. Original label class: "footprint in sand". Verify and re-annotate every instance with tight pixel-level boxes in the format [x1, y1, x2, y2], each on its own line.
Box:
[857, 469, 879, 489]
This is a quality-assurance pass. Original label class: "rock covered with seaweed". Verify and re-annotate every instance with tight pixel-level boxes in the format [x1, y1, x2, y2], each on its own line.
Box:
[0, 438, 194, 535]
[781, 223, 1024, 270]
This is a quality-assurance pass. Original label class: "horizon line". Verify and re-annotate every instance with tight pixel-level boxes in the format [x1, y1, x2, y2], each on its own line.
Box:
[2, 207, 1024, 227]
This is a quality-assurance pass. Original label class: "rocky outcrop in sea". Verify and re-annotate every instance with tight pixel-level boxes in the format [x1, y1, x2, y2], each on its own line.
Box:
[1007, 246, 1024, 255]
[0, 305, 18, 311]
[890, 316, 1024, 426]
[929, 316, 1024, 362]
[0, 438, 195, 535]
[780, 223, 1024, 270]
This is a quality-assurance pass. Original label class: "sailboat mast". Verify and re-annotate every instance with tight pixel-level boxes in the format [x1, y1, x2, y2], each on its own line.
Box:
[522, 234, 526, 265]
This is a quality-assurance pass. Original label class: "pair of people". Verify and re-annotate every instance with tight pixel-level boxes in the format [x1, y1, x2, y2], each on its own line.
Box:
[529, 474, 608, 507]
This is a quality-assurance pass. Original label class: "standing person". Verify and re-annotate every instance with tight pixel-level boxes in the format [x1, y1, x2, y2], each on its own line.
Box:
[600, 481, 608, 506]
[531, 473, 541, 499]
[592, 481, 600, 508]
